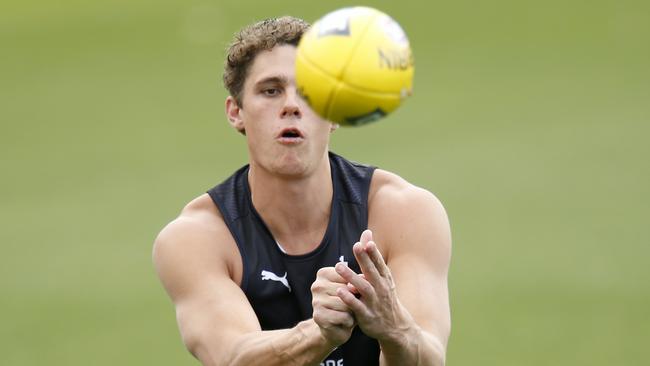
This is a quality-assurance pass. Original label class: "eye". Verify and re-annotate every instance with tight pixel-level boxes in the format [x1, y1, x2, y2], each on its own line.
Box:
[263, 88, 281, 96]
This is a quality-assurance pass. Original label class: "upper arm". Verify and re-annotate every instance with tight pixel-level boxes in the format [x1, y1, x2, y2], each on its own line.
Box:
[369, 171, 452, 347]
[152, 212, 260, 364]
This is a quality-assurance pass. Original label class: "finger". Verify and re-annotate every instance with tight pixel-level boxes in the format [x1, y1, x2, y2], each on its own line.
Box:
[314, 307, 355, 329]
[353, 241, 381, 284]
[365, 241, 390, 277]
[360, 229, 373, 245]
[347, 274, 365, 294]
[337, 287, 371, 319]
[313, 295, 351, 312]
[311, 280, 350, 298]
[325, 284, 348, 297]
[333, 311, 355, 329]
[335, 262, 375, 298]
[316, 267, 348, 284]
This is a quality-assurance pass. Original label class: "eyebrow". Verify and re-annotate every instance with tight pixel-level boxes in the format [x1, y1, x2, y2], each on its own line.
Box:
[254, 76, 289, 87]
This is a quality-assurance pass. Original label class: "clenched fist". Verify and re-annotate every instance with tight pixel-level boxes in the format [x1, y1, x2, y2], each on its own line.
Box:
[310, 266, 356, 347]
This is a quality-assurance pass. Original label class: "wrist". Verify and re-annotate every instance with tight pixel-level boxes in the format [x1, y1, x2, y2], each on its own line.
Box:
[378, 315, 420, 354]
[266, 320, 341, 366]
[298, 319, 339, 353]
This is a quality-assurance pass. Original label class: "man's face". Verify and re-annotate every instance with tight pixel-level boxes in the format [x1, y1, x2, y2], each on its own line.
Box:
[227, 44, 334, 177]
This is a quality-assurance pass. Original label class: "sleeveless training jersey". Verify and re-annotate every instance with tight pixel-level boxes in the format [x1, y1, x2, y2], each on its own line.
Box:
[207, 152, 380, 365]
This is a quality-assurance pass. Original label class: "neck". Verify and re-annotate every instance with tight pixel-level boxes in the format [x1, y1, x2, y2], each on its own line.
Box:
[248, 154, 333, 255]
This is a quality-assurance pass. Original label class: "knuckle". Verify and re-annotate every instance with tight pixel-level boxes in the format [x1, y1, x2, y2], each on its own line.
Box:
[313, 309, 323, 322]
[316, 267, 332, 278]
[344, 314, 355, 328]
[310, 281, 323, 293]
[343, 315, 355, 328]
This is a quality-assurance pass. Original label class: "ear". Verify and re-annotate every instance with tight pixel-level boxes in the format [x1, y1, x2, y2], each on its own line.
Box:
[225, 96, 245, 134]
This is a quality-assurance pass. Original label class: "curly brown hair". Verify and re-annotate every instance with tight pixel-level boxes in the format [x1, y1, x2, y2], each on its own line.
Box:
[223, 16, 310, 107]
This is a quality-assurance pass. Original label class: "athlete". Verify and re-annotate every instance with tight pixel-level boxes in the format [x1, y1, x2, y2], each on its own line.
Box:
[153, 16, 451, 366]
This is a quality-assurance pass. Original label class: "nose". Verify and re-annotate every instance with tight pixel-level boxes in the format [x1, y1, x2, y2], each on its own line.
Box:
[280, 89, 303, 119]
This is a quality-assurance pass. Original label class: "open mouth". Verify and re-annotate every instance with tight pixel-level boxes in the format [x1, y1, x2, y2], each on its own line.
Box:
[282, 130, 301, 138]
[277, 127, 304, 143]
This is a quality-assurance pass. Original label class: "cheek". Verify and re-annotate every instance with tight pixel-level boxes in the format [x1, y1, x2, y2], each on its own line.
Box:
[301, 101, 320, 119]
[302, 106, 330, 129]
[241, 107, 264, 133]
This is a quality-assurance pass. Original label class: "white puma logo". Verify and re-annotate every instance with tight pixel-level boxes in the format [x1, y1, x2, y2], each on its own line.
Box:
[261, 270, 291, 292]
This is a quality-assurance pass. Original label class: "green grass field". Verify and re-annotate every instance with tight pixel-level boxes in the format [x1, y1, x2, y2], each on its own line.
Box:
[2, 0, 649, 364]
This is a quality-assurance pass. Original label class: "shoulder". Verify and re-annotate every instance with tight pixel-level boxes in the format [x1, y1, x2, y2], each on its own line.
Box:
[166, 193, 226, 227]
[152, 194, 241, 288]
[369, 169, 446, 219]
[154, 194, 227, 251]
[368, 169, 451, 264]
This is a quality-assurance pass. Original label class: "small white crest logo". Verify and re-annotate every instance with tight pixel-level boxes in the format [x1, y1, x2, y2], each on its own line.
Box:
[261, 270, 291, 292]
[338, 255, 348, 265]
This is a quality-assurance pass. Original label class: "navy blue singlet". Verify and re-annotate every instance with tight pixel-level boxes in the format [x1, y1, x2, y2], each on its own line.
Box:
[207, 152, 380, 365]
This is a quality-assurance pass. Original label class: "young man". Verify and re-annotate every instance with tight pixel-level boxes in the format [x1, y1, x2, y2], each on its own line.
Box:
[153, 16, 451, 366]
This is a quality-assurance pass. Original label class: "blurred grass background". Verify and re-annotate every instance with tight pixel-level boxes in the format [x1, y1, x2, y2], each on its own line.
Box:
[1, 0, 649, 364]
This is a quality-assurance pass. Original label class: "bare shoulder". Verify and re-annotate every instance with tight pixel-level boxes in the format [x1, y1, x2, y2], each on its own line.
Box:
[369, 169, 448, 230]
[369, 169, 445, 210]
[155, 193, 227, 243]
[368, 169, 451, 264]
[152, 193, 242, 293]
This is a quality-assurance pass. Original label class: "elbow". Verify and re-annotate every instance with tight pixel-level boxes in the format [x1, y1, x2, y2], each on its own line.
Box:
[183, 333, 213, 366]
[182, 331, 228, 366]
[183, 332, 249, 366]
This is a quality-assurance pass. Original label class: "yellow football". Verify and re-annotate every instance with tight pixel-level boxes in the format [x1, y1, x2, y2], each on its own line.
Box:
[296, 6, 414, 126]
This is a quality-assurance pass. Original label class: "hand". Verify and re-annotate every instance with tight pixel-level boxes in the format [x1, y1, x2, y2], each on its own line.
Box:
[334, 230, 415, 342]
[310, 267, 356, 347]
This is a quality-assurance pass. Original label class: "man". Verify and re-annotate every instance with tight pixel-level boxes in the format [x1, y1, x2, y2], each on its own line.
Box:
[153, 16, 451, 366]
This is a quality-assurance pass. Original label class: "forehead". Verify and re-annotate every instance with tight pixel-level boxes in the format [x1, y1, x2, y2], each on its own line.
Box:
[246, 44, 297, 86]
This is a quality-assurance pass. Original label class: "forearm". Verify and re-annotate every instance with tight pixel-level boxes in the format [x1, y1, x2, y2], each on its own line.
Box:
[379, 325, 446, 366]
[195, 319, 336, 366]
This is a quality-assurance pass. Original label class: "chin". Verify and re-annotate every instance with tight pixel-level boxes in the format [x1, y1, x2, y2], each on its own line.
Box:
[271, 157, 310, 178]
[252, 145, 325, 178]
